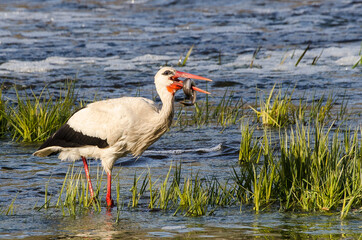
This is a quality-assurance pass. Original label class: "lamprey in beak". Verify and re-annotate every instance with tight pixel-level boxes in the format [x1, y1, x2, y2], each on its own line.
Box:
[180, 78, 197, 106]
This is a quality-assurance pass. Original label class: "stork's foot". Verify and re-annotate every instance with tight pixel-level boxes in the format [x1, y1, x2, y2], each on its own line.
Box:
[106, 198, 114, 208]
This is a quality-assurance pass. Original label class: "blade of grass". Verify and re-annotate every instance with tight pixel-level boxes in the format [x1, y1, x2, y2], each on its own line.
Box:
[295, 44, 310, 67]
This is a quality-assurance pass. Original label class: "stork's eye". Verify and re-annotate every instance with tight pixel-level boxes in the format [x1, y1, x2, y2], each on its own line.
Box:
[162, 70, 173, 76]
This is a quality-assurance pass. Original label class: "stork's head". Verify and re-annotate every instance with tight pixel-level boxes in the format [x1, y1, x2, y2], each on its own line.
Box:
[154, 66, 211, 96]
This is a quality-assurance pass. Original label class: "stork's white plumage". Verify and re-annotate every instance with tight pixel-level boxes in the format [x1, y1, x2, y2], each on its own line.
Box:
[33, 67, 211, 207]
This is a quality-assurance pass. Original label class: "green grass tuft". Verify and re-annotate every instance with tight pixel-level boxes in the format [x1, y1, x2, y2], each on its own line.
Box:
[178, 45, 194, 67]
[250, 86, 348, 128]
[37, 164, 103, 216]
[250, 85, 295, 127]
[0, 88, 9, 136]
[6, 81, 78, 142]
[0, 194, 17, 216]
[174, 90, 244, 129]
[233, 120, 362, 218]
[239, 122, 260, 163]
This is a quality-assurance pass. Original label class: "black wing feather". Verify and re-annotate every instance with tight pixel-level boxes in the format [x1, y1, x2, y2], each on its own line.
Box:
[37, 123, 109, 151]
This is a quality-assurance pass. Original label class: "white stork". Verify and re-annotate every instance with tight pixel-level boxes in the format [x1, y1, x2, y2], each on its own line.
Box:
[33, 67, 211, 207]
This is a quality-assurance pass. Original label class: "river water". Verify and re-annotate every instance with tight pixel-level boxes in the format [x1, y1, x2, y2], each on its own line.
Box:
[0, 0, 361, 239]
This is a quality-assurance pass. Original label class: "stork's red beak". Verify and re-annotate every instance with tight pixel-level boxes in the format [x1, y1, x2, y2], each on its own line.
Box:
[168, 70, 212, 94]
[173, 71, 212, 82]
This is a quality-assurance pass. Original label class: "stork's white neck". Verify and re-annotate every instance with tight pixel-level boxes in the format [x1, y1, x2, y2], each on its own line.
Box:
[157, 86, 175, 127]
[127, 86, 175, 157]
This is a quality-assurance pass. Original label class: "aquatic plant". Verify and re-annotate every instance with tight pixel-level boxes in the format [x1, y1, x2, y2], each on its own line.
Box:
[174, 89, 244, 129]
[352, 55, 361, 69]
[352, 43, 362, 69]
[0, 194, 17, 216]
[115, 175, 124, 224]
[234, 119, 362, 218]
[178, 45, 194, 67]
[250, 46, 261, 68]
[212, 91, 244, 128]
[37, 164, 103, 216]
[295, 44, 310, 67]
[0, 88, 9, 136]
[250, 86, 347, 128]
[278, 122, 359, 214]
[129, 171, 148, 208]
[250, 85, 295, 127]
[234, 128, 278, 212]
[45, 162, 235, 218]
[312, 48, 324, 65]
[44, 120, 362, 220]
[309, 93, 334, 123]
[238, 122, 260, 163]
[127, 163, 235, 216]
[0, 82, 346, 143]
[158, 164, 176, 210]
[7, 81, 78, 142]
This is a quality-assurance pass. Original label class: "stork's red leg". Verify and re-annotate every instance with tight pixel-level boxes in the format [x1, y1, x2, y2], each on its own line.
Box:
[82, 156, 94, 199]
[106, 172, 114, 208]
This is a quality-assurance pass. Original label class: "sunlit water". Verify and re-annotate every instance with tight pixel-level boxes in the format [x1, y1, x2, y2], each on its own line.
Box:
[0, 0, 361, 239]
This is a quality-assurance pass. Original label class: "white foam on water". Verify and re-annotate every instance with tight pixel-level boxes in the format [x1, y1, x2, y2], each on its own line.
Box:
[204, 43, 361, 76]
[0, 29, 11, 37]
[103, 58, 136, 71]
[0, 56, 79, 73]
[130, 54, 173, 62]
[0, 56, 122, 73]
[145, 143, 222, 155]
[104, 54, 174, 71]
[49, 11, 97, 23]
[160, 225, 204, 234]
[322, 46, 359, 58]
[0, 11, 51, 21]
[0, 59, 56, 73]
[335, 56, 360, 66]
[161, 225, 187, 230]
[0, 43, 359, 76]
[207, 25, 255, 34]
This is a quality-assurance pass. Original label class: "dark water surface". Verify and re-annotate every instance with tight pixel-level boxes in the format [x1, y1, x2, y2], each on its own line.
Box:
[0, 0, 361, 239]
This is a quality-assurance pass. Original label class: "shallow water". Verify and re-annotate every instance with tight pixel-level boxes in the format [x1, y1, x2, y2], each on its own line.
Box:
[0, 0, 362, 239]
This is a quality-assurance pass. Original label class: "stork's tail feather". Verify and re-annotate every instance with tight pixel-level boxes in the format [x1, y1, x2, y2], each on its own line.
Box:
[33, 147, 62, 157]
[33, 146, 83, 162]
